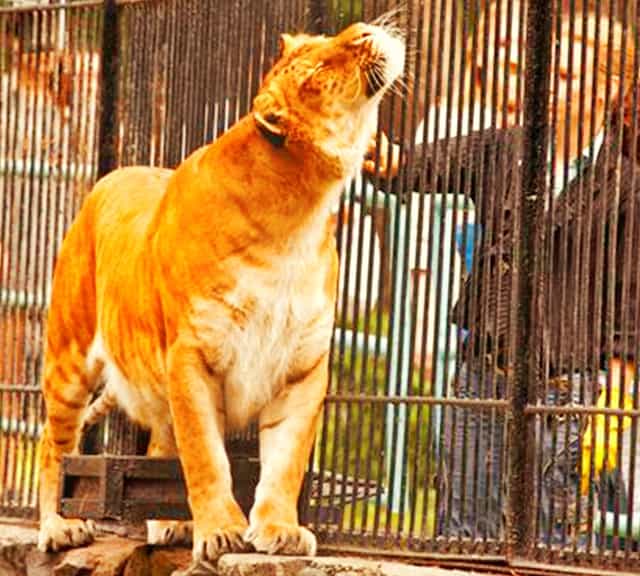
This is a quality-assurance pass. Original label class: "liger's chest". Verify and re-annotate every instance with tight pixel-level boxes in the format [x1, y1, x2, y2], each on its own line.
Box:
[192, 249, 337, 429]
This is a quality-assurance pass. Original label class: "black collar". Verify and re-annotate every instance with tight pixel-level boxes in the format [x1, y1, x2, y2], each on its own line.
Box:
[255, 118, 286, 148]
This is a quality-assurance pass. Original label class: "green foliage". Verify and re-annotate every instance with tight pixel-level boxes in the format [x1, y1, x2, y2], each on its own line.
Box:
[327, 0, 364, 32]
[314, 306, 438, 535]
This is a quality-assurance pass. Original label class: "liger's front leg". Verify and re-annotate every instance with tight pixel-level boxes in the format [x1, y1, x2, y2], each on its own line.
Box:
[244, 353, 329, 556]
[167, 340, 249, 562]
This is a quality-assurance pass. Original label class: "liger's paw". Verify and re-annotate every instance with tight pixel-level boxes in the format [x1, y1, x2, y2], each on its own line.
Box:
[38, 514, 95, 552]
[193, 524, 251, 561]
[244, 522, 317, 556]
[147, 520, 193, 546]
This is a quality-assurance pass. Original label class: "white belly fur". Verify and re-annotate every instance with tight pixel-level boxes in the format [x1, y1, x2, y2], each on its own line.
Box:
[86, 335, 171, 430]
[190, 259, 334, 430]
[86, 259, 334, 434]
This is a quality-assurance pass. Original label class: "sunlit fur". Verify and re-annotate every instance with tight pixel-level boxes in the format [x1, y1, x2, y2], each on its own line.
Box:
[37, 22, 404, 560]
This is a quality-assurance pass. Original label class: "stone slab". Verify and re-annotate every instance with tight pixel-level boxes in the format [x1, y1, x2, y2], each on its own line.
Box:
[0, 520, 192, 576]
[217, 553, 492, 576]
[0, 520, 500, 576]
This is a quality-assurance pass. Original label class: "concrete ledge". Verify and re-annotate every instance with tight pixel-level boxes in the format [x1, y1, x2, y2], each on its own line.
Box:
[0, 520, 492, 576]
[216, 554, 487, 576]
[0, 520, 191, 576]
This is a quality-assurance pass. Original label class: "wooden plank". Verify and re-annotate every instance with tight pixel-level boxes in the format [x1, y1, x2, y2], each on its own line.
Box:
[59, 455, 260, 522]
[59, 454, 372, 526]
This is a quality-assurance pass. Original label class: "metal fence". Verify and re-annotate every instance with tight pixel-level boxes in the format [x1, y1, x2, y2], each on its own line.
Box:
[1, 0, 639, 572]
[0, 0, 102, 517]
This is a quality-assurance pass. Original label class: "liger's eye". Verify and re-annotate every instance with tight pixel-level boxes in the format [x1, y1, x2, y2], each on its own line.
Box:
[351, 31, 373, 46]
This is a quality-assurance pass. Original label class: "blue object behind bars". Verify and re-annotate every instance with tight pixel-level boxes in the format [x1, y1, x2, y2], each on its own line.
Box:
[334, 180, 477, 515]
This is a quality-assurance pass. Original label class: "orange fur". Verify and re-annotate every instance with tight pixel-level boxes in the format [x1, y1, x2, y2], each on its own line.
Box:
[38, 23, 405, 560]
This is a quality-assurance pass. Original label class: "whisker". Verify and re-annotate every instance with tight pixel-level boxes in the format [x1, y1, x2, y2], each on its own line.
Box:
[370, 4, 408, 39]
[387, 81, 407, 98]
[370, 4, 407, 26]
[386, 67, 411, 94]
[401, 68, 416, 85]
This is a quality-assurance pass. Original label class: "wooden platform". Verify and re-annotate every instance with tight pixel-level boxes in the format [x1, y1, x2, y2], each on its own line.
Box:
[58, 452, 382, 529]
[59, 455, 259, 522]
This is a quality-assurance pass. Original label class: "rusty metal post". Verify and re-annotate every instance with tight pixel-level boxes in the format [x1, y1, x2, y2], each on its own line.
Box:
[97, 0, 119, 177]
[308, 0, 329, 34]
[82, 0, 119, 455]
[509, 0, 553, 558]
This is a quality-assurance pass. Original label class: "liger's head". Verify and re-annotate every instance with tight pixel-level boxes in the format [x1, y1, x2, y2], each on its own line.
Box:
[252, 22, 405, 178]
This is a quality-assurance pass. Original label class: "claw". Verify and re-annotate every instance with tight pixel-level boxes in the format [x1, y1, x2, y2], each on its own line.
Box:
[193, 524, 248, 562]
[38, 515, 95, 553]
[244, 522, 317, 556]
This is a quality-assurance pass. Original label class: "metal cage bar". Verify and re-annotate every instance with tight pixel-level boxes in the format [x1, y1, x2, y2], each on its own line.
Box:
[0, 0, 638, 571]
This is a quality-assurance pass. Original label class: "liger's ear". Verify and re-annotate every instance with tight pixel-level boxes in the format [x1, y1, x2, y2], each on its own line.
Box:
[278, 32, 316, 58]
[279, 33, 295, 57]
[253, 93, 286, 147]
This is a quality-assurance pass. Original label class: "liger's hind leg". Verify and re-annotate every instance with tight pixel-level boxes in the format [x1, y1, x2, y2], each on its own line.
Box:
[145, 424, 193, 546]
[38, 344, 99, 552]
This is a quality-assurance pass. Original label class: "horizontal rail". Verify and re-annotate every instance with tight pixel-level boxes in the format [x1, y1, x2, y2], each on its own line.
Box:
[318, 544, 640, 576]
[514, 556, 640, 576]
[0, 0, 151, 16]
[0, 158, 96, 182]
[0, 288, 49, 310]
[0, 507, 36, 520]
[333, 328, 388, 357]
[524, 404, 640, 417]
[0, 417, 42, 437]
[0, 385, 41, 393]
[318, 542, 506, 564]
[0, 0, 103, 14]
[325, 394, 510, 409]
[325, 396, 640, 417]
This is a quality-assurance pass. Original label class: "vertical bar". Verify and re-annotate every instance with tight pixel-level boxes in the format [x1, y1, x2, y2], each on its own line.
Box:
[492, 0, 520, 543]
[162, 1, 177, 165]
[83, 0, 118, 454]
[406, 0, 429, 540]
[509, 0, 553, 558]
[0, 11, 10, 510]
[623, 2, 640, 561]
[309, 0, 329, 34]
[606, 0, 629, 556]
[299, 0, 334, 532]
[97, 0, 118, 178]
[417, 0, 443, 540]
[204, 0, 221, 144]
[384, 204, 411, 519]
[26, 8, 47, 510]
[181, 1, 196, 154]
[17, 8, 40, 508]
[129, 4, 144, 164]
[301, 0, 323, 523]
[6, 11, 25, 510]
